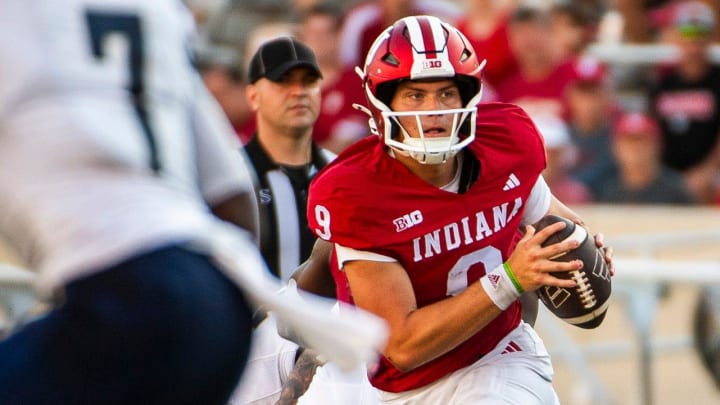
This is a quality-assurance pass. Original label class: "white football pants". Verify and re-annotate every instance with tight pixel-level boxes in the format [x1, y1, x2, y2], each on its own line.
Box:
[376, 322, 560, 404]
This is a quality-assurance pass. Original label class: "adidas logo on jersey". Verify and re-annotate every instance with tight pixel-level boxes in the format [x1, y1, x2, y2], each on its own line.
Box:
[501, 340, 523, 354]
[503, 173, 520, 191]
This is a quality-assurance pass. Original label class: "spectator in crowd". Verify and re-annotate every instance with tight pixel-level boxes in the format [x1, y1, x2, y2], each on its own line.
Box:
[242, 21, 299, 70]
[230, 37, 333, 405]
[550, 1, 603, 60]
[596, 112, 696, 204]
[197, 44, 257, 144]
[337, 0, 461, 69]
[613, 0, 720, 43]
[648, 0, 720, 203]
[612, 0, 660, 42]
[533, 115, 593, 205]
[565, 58, 618, 195]
[300, 3, 370, 153]
[290, 0, 351, 16]
[495, 5, 582, 119]
[455, 0, 518, 89]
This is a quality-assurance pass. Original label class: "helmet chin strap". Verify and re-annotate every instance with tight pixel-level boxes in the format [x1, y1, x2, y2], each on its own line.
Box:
[400, 136, 458, 165]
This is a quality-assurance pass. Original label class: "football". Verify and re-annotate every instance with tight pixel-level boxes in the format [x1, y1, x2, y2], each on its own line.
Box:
[533, 215, 611, 329]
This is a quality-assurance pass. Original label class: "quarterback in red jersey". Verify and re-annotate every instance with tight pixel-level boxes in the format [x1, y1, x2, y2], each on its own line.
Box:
[307, 15, 612, 403]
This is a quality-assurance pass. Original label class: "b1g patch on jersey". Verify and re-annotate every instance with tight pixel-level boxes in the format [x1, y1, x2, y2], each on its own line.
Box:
[394, 210, 424, 232]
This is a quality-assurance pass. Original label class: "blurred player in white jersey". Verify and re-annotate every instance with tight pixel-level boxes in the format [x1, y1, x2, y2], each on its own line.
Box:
[0, 2, 390, 403]
[0, 0, 259, 403]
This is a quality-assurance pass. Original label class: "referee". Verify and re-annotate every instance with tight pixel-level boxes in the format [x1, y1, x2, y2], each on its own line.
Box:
[242, 37, 333, 282]
[229, 37, 333, 405]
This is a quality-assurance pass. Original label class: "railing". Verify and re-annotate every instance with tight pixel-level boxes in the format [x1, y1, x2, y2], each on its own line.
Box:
[537, 205, 720, 405]
[586, 43, 720, 65]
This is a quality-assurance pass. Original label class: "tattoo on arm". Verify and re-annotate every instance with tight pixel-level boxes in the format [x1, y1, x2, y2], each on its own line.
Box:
[275, 349, 325, 405]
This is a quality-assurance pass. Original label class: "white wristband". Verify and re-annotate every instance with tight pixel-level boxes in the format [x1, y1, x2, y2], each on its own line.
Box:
[480, 264, 521, 310]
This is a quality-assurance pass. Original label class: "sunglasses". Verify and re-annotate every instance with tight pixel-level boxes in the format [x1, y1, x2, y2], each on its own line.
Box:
[677, 24, 712, 38]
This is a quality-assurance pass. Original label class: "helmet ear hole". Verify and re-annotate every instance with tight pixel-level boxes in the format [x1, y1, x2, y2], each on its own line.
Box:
[454, 76, 479, 106]
[375, 81, 399, 106]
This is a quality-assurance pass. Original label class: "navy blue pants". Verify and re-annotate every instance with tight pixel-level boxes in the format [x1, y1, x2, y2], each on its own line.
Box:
[0, 245, 254, 405]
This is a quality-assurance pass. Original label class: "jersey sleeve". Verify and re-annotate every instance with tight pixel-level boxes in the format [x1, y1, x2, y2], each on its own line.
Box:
[521, 175, 552, 225]
[335, 244, 396, 269]
[308, 167, 364, 246]
[190, 76, 254, 205]
[307, 144, 400, 257]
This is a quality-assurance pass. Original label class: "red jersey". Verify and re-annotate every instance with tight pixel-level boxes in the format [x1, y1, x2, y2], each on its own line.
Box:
[233, 116, 256, 145]
[456, 15, 518, 88]
[308, 103, 547, 392]
[494, 59, 580, 119]
[314, 68, 367, 146]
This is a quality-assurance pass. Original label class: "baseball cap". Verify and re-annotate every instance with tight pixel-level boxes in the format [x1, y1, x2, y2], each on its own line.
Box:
[248, 36, 322, 83]
[674, 1, 715, 37]
[533, 115, 571, 149]
[613, 112, 661, 141]
[573, 57, 608, 87]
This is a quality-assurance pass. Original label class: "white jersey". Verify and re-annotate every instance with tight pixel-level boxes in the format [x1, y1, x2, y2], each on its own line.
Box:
[0, 0, 253, 291]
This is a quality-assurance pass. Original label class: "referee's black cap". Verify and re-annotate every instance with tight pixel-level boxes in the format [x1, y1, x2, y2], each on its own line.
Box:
[248, 36, 322, 84]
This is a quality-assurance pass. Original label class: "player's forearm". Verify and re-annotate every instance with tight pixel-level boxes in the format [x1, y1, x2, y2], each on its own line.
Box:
[275, 349, 323, 405]
[293, 239, 336, 298]
[383, 281, 503, 372]
[210, 190, 260, 243]
[545, 195, 584, 228]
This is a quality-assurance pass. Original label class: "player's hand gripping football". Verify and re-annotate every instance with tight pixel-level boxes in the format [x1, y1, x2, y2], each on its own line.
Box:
[593, 232, 615, 277]
[505, 221, 584, 292]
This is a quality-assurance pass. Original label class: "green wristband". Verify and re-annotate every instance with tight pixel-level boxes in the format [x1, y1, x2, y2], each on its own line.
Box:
[503, 262, 524, 294]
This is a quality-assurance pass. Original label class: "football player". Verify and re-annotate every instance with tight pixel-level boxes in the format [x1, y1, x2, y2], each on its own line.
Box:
[0, 1, 257, 403]
[307, 15, 613, 403]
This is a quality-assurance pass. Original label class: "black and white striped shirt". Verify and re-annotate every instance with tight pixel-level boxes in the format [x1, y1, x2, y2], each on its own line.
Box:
[243, 136, 333, 281]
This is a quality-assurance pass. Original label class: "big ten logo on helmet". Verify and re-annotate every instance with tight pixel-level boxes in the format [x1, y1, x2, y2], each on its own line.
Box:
[422, 60, 443, 69]
[394, 210, 424, 232]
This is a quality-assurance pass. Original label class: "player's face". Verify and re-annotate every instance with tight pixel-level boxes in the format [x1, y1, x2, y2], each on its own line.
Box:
[389, 79, 463, 139]
[249, 67, 321, 136]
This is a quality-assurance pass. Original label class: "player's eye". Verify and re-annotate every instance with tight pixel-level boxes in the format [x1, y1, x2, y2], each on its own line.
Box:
[440, 88, 460, 99]
[407, 92, 424, 101]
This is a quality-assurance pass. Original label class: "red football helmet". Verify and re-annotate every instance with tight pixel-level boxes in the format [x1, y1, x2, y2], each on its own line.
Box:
[355, 15, 485, 164]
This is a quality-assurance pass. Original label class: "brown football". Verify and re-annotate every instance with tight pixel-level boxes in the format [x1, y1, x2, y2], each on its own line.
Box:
[533, 215, 611, 329]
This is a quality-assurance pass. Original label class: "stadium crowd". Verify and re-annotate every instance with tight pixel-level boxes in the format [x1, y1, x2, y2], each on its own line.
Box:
[188, 0, 720, 205]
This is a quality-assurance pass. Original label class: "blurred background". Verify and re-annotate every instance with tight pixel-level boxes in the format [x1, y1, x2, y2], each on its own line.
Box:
[2, 0, 720, 404]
